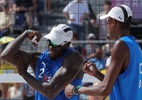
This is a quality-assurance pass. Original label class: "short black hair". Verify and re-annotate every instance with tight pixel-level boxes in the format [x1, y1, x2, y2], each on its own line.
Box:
[119, 21, 131, 30]
[104, 0, 112, 6]
[2, 3, 9, 8]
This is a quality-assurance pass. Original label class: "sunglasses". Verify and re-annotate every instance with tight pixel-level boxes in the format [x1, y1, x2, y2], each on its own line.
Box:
[47, 40, 68, 48]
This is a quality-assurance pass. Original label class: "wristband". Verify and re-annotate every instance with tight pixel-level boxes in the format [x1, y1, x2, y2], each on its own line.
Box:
[72, 85, 82, 95]
[77, 85, 82, 90]
[27, 29, 31, 35]
[72, 85, 77, 95]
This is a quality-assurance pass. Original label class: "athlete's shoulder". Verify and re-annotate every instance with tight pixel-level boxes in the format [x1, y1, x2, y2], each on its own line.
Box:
[67, 49, 83, 58]
[111, 39, 128, 56]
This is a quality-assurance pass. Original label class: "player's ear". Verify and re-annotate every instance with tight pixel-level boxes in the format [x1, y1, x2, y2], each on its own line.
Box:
[111, 19, 117, 26]
[64, 42, 71, 48]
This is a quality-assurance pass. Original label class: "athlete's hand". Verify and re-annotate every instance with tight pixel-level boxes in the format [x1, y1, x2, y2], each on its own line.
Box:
[65, 84, 74, 99]
[83, 61, 99, 77]
[26, 29, 41, 46]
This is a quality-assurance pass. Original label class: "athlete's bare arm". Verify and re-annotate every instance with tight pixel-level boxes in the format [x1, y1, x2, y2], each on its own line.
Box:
[1, 31, 28, 66]
[28, 52, 41, 73]
[65, 40, 130, 97]
[83, 61, 104, 81]
[80, 40, 129, 96]
[16, 51, 84, 99]
[0, 29, 84, 99]
[0, 30, 41, 72]
[43, 52, 84, 98]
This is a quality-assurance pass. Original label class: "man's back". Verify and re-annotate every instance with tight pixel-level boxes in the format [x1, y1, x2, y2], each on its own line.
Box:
[110, 36, 142, 100]
[63, 0, 89, 25]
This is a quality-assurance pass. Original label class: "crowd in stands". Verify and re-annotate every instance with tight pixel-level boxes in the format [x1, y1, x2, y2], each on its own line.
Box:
[0, 0, 113, 100]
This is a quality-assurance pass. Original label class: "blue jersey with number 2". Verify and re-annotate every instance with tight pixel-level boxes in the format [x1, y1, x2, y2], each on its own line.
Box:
[35, 48, 82, 100]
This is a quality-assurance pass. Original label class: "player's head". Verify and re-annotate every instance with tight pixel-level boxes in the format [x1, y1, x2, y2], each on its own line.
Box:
[100, 5, 135, 39]
[2, 3, 10, 12]
[87, 33, 96, 40]
[103, 0, 112, 13]
[100, 5, 133, 24]
[94, 47, 103, 59]
[43, 24, 73, 59]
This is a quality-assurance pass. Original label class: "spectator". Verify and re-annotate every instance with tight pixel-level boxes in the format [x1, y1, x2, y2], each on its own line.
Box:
[70, 33, 86, 57]
[0, 42, 16, 99]
[63, 0, 89, 40]
[89, 47, 106, 71]
[22, 64, 35, 100]
[102, 34, 114, 59]
[0, 0, 14, 12]
[7, 83, 27, 99]
[90, 0, 111, 39]
[87, 56, 111, 100]
[87, 2, 97, 35]
[81, 47, 106, 100]
[45, 0, 51, 14]
[33, 0, 44, 26]
[106, 56, 111, 69]
[23, 83, 35, 100]
[84, 33, 98, 59]
[0, 3, 15, 38]
[13, 0, 34, 29]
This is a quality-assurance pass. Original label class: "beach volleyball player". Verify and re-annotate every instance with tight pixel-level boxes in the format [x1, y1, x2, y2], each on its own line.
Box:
[1, 24, 84, 100]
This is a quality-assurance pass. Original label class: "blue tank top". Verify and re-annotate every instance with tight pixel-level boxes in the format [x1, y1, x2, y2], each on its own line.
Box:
[110, 36, 142, 100]
[35, 48, 82, 100]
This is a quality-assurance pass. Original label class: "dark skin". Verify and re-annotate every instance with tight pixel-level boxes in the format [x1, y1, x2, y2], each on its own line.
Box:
[1, 30, 84, 99]
[65, 18, 130, 98]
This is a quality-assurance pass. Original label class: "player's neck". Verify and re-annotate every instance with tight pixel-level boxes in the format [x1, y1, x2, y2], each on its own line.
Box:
[119, 30, 129, 37]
